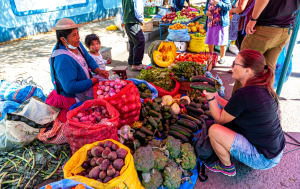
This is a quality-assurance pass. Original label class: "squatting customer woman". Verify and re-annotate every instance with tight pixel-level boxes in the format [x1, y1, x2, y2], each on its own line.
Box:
[203, 49, 285, 176]
[46, 18, 109, 122]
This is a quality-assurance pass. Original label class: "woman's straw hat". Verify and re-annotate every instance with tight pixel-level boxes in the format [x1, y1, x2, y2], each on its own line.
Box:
[50, 18, 82, 30]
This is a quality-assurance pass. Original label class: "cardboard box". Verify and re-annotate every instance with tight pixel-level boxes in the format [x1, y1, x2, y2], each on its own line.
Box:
[142, 21, 153, 32]
[152, 18, 160, 26]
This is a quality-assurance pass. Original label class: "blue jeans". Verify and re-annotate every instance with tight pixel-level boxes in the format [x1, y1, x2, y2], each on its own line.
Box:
[230, 133, 284, 170]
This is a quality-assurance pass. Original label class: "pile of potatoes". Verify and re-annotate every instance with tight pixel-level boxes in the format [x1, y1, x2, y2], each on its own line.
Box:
[77, 141, 128, 183]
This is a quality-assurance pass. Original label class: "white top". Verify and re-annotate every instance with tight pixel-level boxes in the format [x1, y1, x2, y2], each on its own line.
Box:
[90, 53, 107, 71]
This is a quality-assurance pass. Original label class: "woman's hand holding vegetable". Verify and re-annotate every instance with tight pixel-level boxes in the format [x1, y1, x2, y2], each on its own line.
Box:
[94, 68, 109, 78]
[203, 90, 216, 101]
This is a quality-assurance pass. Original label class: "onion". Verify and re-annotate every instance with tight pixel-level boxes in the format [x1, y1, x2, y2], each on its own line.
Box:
[110, 92, 116, 97]
[114, 83, 122, 90]
[96, 116, 102, 122]
[97, 90, 103, 95]
[100, 85, 106, 91]
[104, 86, 110, 92]
[76, 112, 84, 118]
[109, 88, 115, 93]
[102, 109, 107, 114]
[97, 95, 104, 99]
[115, 89, 120, 93]
[103, 92, 108, 96]
[105, 94, 110, 98]
[72, 117, 79, 122]
[89, 116, 96, 122]
[99, 118, 109, 124]
[104, 81, 110, 86]
[120, 80, 127, 87]
[110, 82, 115, 87]
[115, 78, 121, 83]
[100, 106, 106, 110]
[80, 116, 88, 122]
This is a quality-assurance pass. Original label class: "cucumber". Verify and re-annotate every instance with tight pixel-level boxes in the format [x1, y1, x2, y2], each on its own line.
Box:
[168, 130, 189, 143]
[181, 114, 201, 125]
[188, 112, 205, 124]
[149, 110, 160, 117]
[190, 102, 200, 109]
[177, 119, 196, 131]
[180, 118, 198, 127]
[139, 126, 154, 136]
[190, 82, 217, 93]
[170, 126, 192, 138]
[186, 106, 204, 115]
[148, 116, 158, 128]
[170, 124, 193, 133]
[190, 76, 216, 86]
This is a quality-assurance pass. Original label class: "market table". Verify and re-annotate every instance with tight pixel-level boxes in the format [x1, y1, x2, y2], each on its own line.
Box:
[159, 15, 203, 40]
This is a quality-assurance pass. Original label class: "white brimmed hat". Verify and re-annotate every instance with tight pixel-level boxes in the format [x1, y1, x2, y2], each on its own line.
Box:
[50, 18, 82, 30]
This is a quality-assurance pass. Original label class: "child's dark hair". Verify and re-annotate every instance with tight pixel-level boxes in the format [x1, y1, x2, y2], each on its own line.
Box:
[85, 34, 100, 48]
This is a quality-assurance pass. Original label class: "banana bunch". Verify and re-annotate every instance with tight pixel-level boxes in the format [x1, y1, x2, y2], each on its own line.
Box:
[106, 25, 118, 30]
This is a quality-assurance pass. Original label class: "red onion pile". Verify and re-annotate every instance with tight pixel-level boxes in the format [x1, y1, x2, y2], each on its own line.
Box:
[72, 106, 110, 124]
[96, 79, 128, 99]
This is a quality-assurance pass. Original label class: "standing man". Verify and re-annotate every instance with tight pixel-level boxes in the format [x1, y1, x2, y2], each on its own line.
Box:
[232, 0, 300, 93]
[122, 0, 145, 71]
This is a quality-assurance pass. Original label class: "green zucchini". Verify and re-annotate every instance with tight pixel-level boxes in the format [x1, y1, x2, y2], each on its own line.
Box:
[139, 126, 154, 136]
[148, 116, 158, 128]
[187, 112, 205, 124]
[168, 130, 189, 143]
[201, 104, 209, 111]
[186, 106, 204, 115]
[149, 110, 160, 117]
[170, 124, 193, 133]
[177, 119, 196, 131]
[190, 76, 216, 86]
[201, 114, 209, 120]
[190, 102, 200, 109]
[181, 114, 201, 125]
[190, 82, 217, 93]
[204, 110, 213, 118]
[170, 126, 192, 138]
[180, 118, 198, 127]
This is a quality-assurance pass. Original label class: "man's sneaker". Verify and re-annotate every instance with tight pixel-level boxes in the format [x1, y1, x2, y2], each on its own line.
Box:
[205, 160, 236, 176]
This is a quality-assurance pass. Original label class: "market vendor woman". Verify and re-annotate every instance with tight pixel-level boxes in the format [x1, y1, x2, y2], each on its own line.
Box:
[46, 18, 109, 122]
[203, 49, 285, 176]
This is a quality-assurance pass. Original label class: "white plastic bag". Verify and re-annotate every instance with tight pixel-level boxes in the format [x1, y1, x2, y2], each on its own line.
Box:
[229, 44, 239, 55]
[115, 12, 124, 31]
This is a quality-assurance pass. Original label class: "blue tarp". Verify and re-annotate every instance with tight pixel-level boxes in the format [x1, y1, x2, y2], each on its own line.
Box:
[127, 78, 158, 103]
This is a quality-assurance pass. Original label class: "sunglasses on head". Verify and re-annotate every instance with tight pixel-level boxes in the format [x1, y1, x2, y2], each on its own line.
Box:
[232, 61, 247, 68]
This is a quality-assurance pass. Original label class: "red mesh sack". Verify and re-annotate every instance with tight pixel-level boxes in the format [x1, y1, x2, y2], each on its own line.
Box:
[149, 75, 180, 97]
[93, 80, 141, 128]
[65, 99, 119, 154]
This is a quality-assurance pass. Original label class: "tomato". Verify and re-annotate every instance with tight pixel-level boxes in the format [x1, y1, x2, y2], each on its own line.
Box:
[188, 57, 193, 62]
[174, 60, 178, 63]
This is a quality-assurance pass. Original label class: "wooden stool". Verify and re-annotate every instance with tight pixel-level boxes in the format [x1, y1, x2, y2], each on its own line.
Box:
[112, 66, 128, 79]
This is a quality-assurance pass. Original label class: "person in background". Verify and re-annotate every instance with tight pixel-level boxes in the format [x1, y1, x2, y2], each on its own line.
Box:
[47, 18, 109, 122]
[173, 0, 190, 11]
[203, 49, 285, 176]
[121, 0, 145, 71]
[232, 0, 300, 93]
[229, 0, 255, 50]
[204, 0, 231, 64]
[85, 34, 111, 81]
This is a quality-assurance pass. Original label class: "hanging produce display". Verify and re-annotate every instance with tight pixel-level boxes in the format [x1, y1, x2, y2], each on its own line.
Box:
[161, 8, 201, 24]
